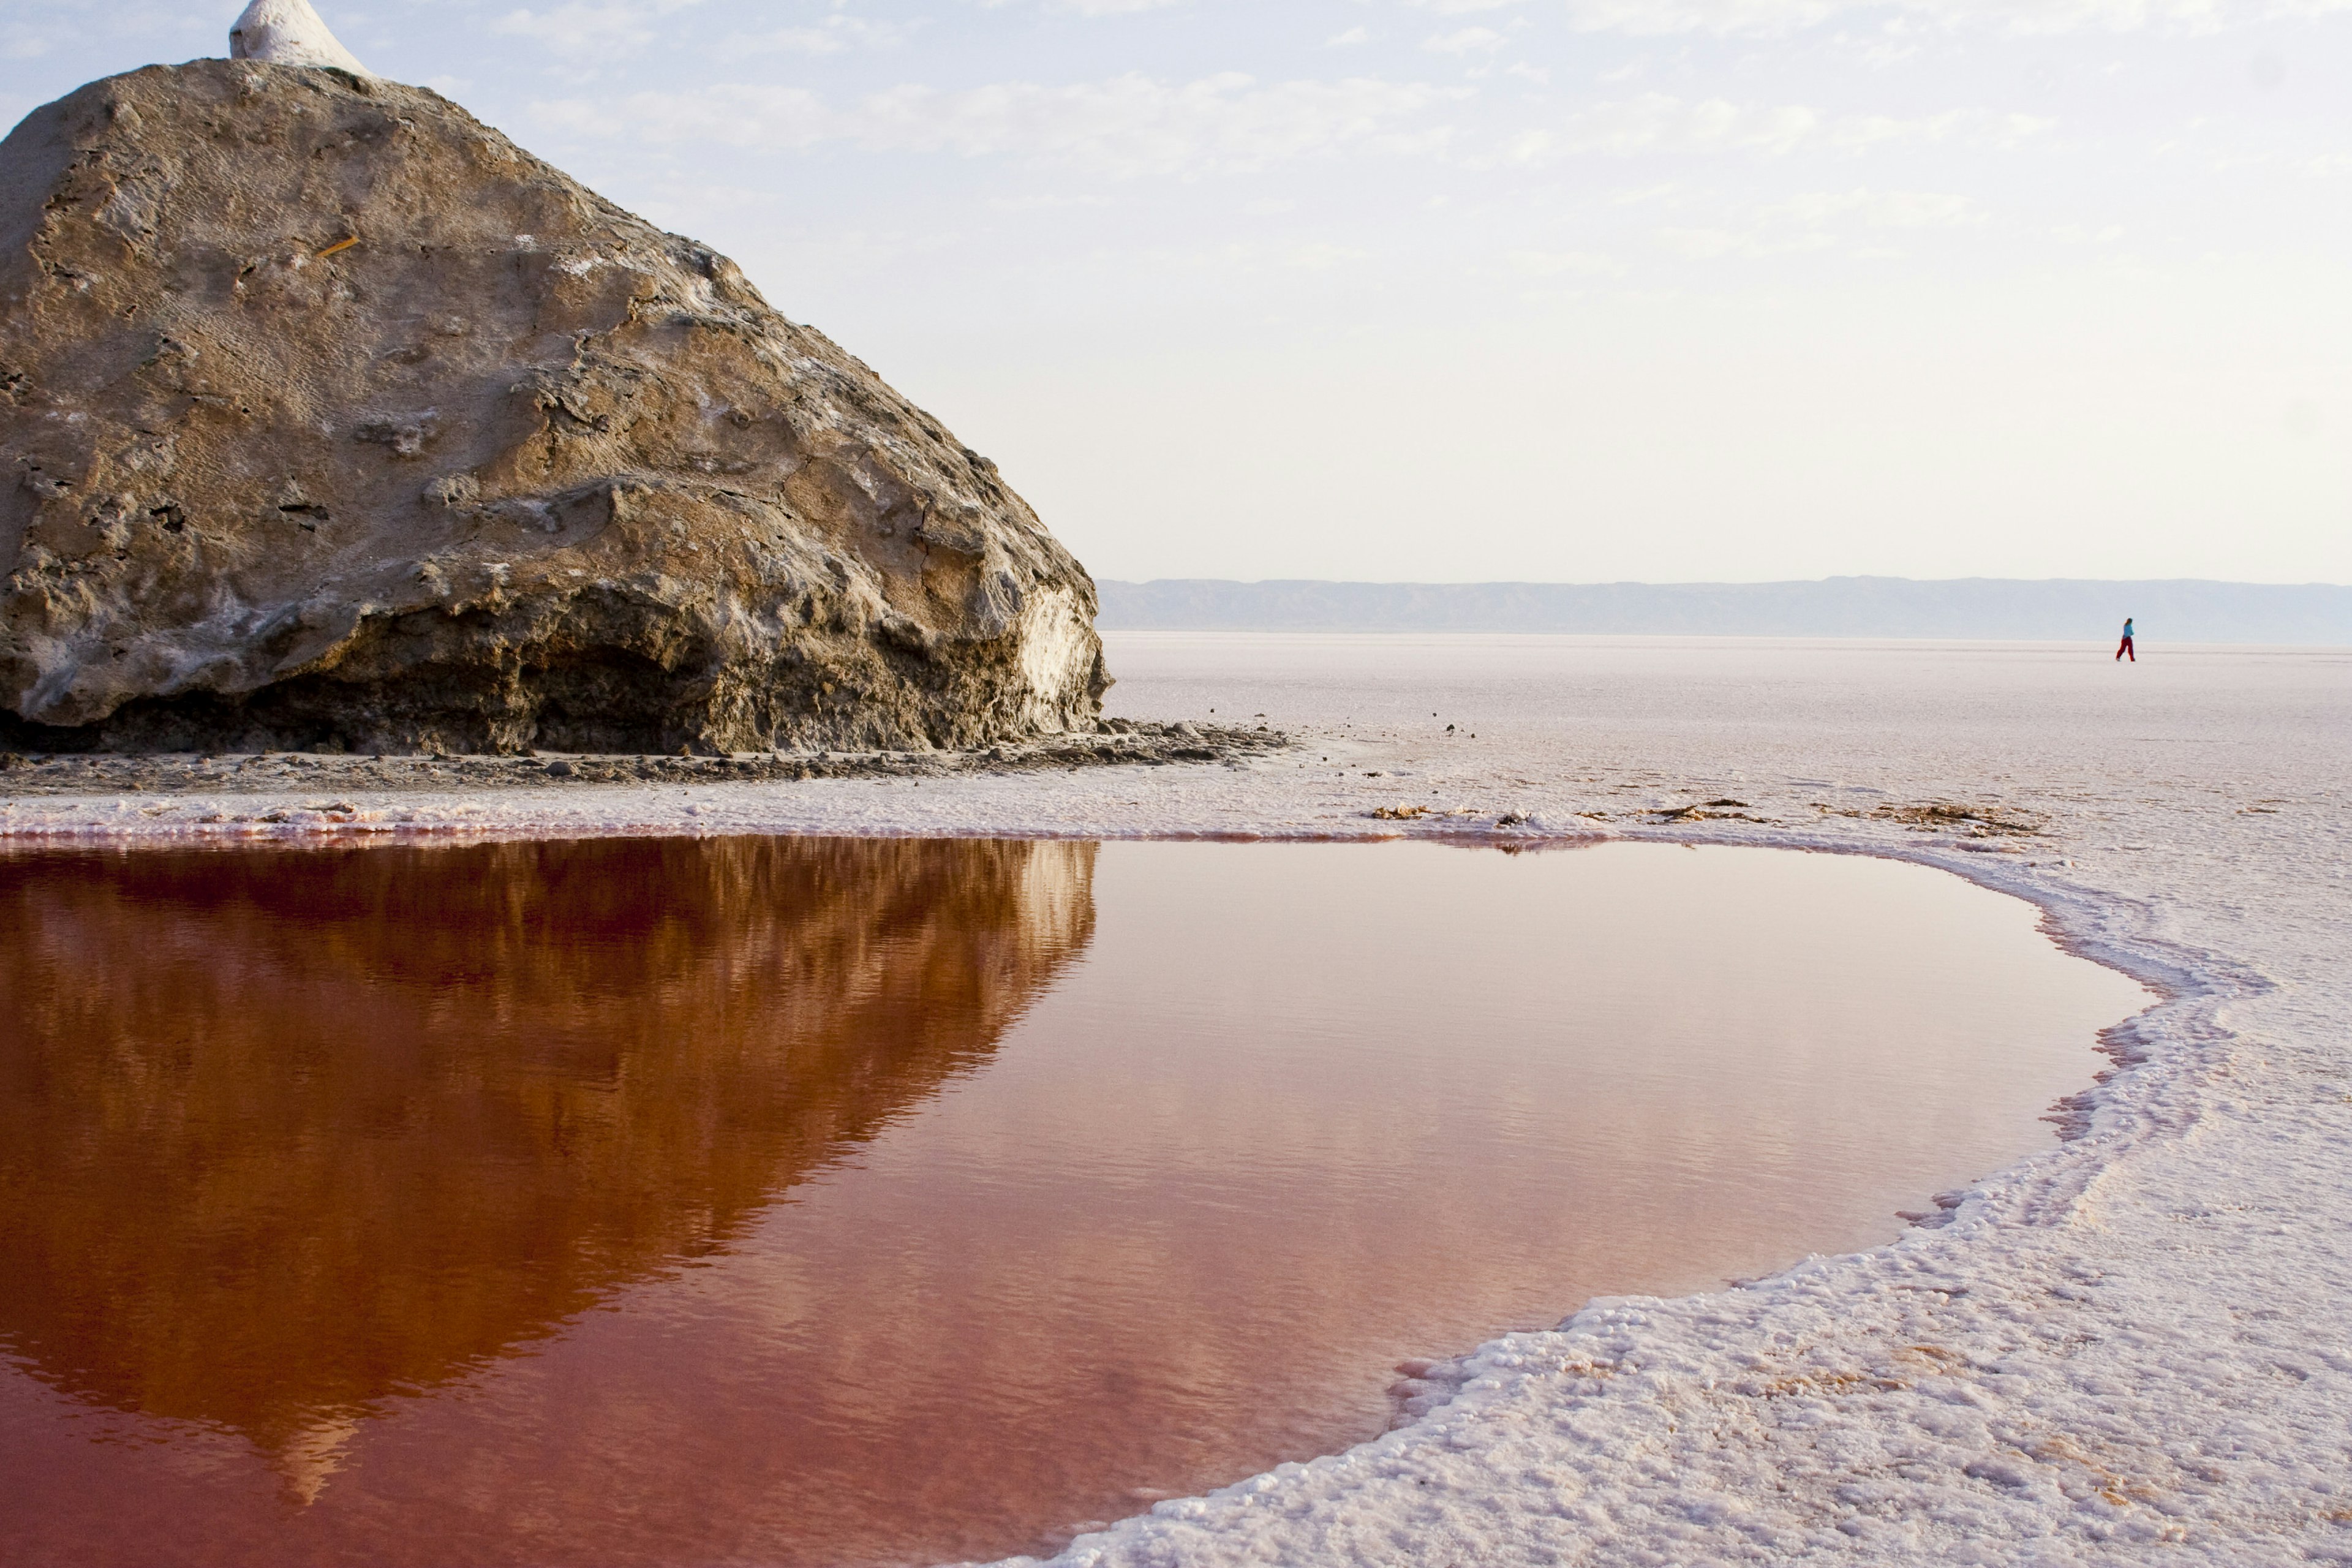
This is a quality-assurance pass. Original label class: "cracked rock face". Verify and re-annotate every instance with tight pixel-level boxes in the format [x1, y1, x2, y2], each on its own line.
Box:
[0, 60, 1110, 755]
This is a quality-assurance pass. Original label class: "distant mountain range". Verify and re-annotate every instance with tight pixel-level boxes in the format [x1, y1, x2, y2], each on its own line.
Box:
[1094, 578, 2352, 644]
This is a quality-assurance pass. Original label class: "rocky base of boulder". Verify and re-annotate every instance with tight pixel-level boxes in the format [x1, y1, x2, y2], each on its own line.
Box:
[0, 587, 1101, 756]
[0, 719, 1287, 799]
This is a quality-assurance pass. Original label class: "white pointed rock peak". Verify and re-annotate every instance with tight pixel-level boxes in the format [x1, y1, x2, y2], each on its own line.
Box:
[228, 0, 369, 75]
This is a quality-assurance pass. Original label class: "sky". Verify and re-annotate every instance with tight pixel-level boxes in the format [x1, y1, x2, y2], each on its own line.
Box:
[4, 2, 2350, 585]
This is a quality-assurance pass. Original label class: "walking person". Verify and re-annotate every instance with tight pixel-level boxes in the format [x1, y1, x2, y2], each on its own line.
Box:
[2116, 616, 2135, 662]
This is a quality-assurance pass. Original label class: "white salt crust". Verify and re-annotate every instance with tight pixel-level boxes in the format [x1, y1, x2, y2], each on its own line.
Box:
[5, 635, 2348, 1566]
[227, 0, 368, 75]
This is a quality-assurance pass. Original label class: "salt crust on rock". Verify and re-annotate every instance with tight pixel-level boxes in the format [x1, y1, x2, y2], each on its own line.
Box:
[0, 60, 1108, 755]
[228, 0, 369, 76]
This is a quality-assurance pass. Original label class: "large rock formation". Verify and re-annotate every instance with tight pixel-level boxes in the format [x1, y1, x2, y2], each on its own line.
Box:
[0, 59, 1109, 754]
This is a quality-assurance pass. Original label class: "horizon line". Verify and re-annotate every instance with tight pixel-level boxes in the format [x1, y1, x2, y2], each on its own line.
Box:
[1093, 575, 2352, 590]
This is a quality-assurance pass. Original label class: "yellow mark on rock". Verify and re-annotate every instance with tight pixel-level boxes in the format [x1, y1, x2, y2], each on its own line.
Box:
[317, 236, 360, 259]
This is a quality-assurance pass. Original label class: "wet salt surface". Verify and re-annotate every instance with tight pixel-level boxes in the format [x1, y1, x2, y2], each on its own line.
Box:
[0, 832, 2146, 1568]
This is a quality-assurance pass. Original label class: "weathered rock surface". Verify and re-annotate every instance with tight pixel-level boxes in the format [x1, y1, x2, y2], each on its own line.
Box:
[0, 60, 1109, 754]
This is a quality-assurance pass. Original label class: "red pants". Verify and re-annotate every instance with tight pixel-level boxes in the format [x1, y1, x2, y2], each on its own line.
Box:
[2116, 636, 2134, 662]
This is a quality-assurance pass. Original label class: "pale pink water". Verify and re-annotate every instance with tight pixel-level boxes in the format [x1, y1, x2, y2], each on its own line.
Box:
[0, 834, 2147, 1567]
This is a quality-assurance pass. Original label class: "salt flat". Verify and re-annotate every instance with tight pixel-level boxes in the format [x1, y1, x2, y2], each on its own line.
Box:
[6, 634, 2349, 1565]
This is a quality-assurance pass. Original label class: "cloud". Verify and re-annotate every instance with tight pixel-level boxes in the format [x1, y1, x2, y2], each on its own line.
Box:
[535, 73, 1462, 178]
[1656, 224, 1835, 257]
[729, 15, 918, 54]
[1658, 186, 1985, 257]
[491, 0, 703, 60]
[1558, 0, 1841, 32]
[1207, 240, 1371, 272]
[1424, 26, 1508, 51]
[1557, 0, 2352, 37]
[546, 78, 2049, 185]
[1506, 248, 1627, 276]
[1500, 95, 2053, 162]
[1286, 242, 1371, 270]
[2, 0, 214, 61]
[1762, 187, 1985, 226]
[1327, 25, 1372, 45]
[1507, 96, 1824, 159]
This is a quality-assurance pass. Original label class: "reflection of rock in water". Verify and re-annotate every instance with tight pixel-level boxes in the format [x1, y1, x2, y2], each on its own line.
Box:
[0, 835, 1095, 1496]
